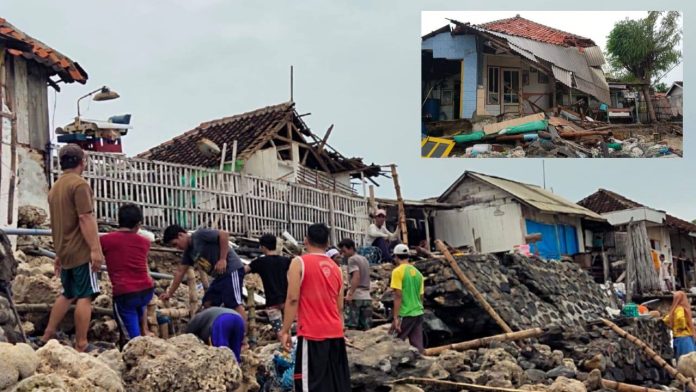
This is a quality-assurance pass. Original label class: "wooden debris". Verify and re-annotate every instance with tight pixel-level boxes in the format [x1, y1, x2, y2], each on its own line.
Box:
[157, 308, 189, 318]
[390, 164, 408, 245]
[391, 377, 546, 392]
[424, 327, 545, 356]
[601, 378, 666, 392]
[600, 318, 696, 392]
[434, 239, 513, 333]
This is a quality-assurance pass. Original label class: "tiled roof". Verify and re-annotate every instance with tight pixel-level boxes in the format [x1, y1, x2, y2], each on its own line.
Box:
[578, 189, 696, 233]
[137, 102, 376, 176]
[477, 15, 596, 48]
[0, 17, 87, 84]
[138, 102, 298, 167]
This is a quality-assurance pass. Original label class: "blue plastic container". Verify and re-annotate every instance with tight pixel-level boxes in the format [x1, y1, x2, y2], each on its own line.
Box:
[423, 99, 441, 121]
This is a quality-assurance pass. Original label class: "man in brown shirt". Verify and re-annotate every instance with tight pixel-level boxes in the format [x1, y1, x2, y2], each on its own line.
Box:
[39, 144, 103, 352]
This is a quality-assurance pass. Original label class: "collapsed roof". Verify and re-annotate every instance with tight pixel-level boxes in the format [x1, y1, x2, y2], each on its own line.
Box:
[578, 188, 696, 234]
[138, 102, 380, 178]
[423, 15, 610, 104]
[0, 17, 88, 84]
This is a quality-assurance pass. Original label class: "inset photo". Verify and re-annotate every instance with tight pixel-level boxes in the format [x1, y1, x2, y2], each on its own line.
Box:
[421, 11, 683, 158]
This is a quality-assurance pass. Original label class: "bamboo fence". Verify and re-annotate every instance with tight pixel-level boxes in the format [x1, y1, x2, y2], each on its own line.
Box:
[51, 152, 370, 245]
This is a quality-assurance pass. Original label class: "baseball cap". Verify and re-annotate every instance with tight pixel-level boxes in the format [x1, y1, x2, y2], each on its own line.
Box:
[58, 143, 85, 161]
[393, 244, 409, 256]
[326, 248, 340, 258]
[375, 209, 387, 217]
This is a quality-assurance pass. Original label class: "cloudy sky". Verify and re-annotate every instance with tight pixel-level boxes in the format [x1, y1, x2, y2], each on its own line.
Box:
[1, 1, 692, 220]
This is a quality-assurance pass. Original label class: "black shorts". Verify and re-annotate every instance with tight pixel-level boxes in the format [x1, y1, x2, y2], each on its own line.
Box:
[294, 337, 350, 392]
[202, 268, 244, 309]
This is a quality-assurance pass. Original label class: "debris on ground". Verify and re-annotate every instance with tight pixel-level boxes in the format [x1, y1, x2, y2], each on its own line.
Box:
[422, 108, 683, 158]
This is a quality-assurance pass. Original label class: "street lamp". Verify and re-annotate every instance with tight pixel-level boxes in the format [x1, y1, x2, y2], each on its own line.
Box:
[76, 86, 120, 118]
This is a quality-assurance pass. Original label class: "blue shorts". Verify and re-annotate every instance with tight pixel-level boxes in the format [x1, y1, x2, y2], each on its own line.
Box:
[674, 336, 696, 360]
[202, 268, 244, 309]
[113, 288, 154, 341]
[210, 312, 245, 362]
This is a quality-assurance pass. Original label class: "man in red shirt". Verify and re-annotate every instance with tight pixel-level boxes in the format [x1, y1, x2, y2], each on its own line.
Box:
[279, 223, 350, 392]
[100, 204, 155, 343]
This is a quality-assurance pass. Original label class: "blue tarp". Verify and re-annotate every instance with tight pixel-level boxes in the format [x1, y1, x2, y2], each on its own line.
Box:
[525, 220, 578, 260]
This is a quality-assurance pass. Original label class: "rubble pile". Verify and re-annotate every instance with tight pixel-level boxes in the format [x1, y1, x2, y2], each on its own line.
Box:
[7, 339, 124, 391]
[437, 111, 683, 158]
[548, 317, 672, 385]
[122, 334, 243, 391]
[415, 253, 611, 339]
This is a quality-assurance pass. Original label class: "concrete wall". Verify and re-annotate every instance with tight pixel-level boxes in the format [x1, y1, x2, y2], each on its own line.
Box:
[646, 225, 672, 261]
[422, 32, 478, 119]
[1, 55, 51, 238]
[433, 176, 526, 252]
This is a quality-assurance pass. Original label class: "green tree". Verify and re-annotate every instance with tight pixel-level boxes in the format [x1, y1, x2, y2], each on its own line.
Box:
[606, 11, 681, 122]
[654, 82, 668, 93]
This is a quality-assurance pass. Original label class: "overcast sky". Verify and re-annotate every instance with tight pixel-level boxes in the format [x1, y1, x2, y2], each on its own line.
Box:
[1, 1, 693, 221]
[422, 11, 683, 85]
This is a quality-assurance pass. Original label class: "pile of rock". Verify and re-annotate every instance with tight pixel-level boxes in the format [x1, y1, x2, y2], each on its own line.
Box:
[0, 334, 242, 392]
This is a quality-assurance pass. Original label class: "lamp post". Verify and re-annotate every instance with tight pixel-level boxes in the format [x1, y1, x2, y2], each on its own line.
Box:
[76, 86, 120, 128]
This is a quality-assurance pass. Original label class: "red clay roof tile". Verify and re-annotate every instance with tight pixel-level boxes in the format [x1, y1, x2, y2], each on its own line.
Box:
[478, 15, 596, 48]
[0, 17, 87, 84]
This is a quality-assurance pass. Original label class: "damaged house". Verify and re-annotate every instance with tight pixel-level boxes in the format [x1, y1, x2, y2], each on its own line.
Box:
[0, 17, 88, 233]
[380, 171, 606, 260]
[579, 189, 696, 290]
[422, 15, 609, 122]
[55, 101, 383, 244]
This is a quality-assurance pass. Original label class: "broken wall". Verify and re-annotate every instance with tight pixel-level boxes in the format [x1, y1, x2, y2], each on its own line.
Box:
[422, 31, 478, 118]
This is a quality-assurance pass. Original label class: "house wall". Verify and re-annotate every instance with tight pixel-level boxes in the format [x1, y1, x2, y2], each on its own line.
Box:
[433, 177, 526, 252]
[670, 232, 695, 260]
[668, 88, 683, 116]
[422, 33, 477, 119]
[646, 225, 672, 261]
[1, 55, 51, 236]
[482, 54, 553, 116]
[522, 207, 586, 255]
[424, 75, 460, 121]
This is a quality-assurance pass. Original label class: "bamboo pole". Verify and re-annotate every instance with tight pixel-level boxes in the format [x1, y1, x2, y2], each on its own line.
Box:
[424, 327, 543, 355]
[157, 308, 190, 318]
[601, 378, 665, 392]
[390, 164, 408, 245]
[147, 296, 159, 337]
[435, 239, 513, 333]
[391, 377, 545, 392]
[186, 268, 199, 317]
[600, 318, 696, 392]
[246, 286, 256, 346]
[15, 303, 113, 316]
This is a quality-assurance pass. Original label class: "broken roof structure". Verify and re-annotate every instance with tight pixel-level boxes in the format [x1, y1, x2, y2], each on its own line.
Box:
[138, 102, 380, 179]
[0, 17, 88, 84]
[455, 16, 610, 104]
[422, 15, 610, 123]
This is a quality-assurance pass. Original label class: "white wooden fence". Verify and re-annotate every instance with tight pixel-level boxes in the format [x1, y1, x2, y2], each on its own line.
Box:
[51, 152, 370, 245]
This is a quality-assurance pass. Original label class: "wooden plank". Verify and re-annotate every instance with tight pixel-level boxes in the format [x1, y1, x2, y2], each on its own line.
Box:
[482, 112, 546, 135]
[390, 164, 408, 245]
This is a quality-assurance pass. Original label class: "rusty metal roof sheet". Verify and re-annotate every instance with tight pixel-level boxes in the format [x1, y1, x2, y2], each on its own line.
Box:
[439, 171, 605, 221]
[0, 17, 87, 84]
[583, 45, 606, 67]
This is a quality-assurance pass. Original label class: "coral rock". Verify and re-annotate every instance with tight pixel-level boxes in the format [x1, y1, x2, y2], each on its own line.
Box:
[122, 334, 242, 391]
[549, 376, 587, 392]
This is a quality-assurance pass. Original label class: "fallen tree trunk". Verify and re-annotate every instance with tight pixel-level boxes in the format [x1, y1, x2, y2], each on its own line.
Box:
[391, 377, 545, 392]
[157, 308, 190, 318]
[600, 318, 696, 392]
[435, 239, 513, 333]
[424, 327, 545, 356]
[601, 378, 665, 392]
